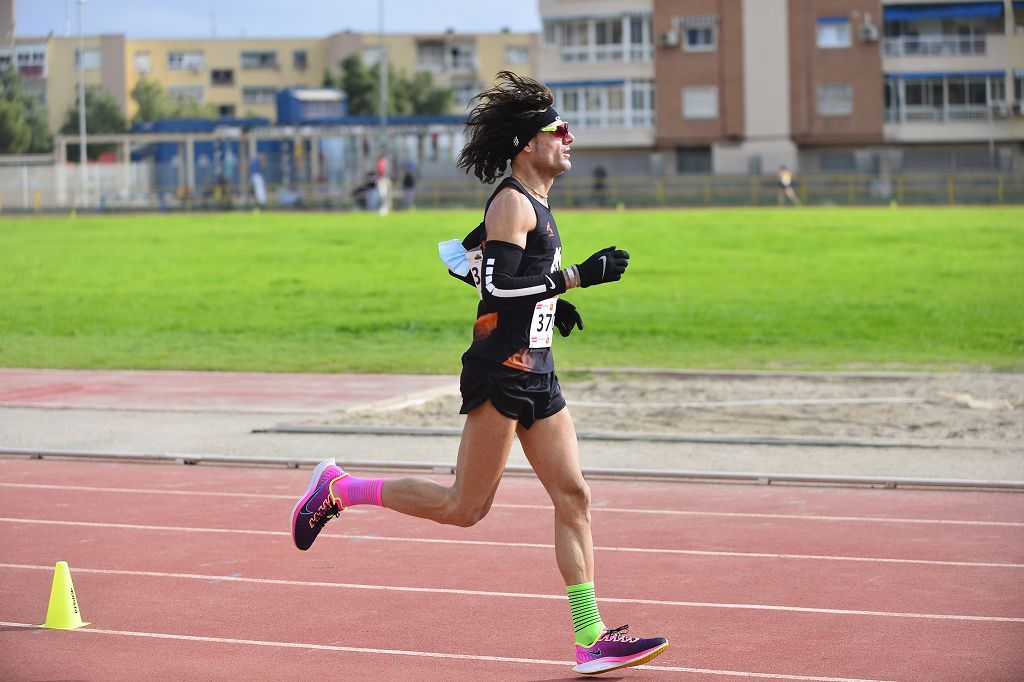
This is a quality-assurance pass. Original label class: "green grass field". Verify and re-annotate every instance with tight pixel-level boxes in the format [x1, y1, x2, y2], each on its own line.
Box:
[1, 207, 1021, 373]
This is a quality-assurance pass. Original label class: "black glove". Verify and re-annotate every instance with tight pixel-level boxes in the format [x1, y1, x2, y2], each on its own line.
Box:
[554, 299, 583, 337]
[576, 246, 630, 287]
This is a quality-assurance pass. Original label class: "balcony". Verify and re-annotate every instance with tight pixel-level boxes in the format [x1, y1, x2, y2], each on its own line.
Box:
[883, 34, 987, 57]
[886, 105, 994, 123]
[19, 64, 45, 78]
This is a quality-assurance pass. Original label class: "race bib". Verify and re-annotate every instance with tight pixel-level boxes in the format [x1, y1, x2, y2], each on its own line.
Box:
[466, 248, 484, 299]
[529, 297, 557, 349]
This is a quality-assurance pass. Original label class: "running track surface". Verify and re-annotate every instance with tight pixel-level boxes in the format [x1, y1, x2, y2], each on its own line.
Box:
[1, 458, 1022, 681]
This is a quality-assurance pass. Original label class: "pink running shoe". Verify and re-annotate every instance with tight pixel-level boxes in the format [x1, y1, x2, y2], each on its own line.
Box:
[572, 625, 669, 675]
[291, 459, 348, 551]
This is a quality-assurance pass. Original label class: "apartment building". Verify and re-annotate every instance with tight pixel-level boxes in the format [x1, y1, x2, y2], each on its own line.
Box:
[650, 0, 1023, 175]
[537, 0, 658, 175]
[880, 0, 1023, 170]
[1, 24, 533, 135]
[358, 29, 536, 111]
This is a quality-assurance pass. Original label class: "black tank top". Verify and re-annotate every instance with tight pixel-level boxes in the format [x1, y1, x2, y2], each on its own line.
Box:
[463, 177, 563, 374]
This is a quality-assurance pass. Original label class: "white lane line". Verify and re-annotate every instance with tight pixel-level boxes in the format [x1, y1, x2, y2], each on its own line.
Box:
[1, 517, 1022, 568]
[496, 503, 1024, 528]
[570, 397, 925, 409]
[3, 482, 1021, 528]
[0, 621, 894, 681]
[2, 563, 1021, 623]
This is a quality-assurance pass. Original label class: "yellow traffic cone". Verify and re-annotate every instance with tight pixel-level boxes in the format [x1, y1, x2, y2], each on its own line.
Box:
[41, 561, 90, 630]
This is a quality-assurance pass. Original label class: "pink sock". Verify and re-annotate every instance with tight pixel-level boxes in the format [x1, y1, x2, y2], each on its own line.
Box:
[334, 474, 386, 508]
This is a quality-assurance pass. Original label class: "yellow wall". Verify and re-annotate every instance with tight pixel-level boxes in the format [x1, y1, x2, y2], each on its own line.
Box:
[123, 38, 327, 121]
[40, 30, 536, 131]
[44, 36, 106, 134]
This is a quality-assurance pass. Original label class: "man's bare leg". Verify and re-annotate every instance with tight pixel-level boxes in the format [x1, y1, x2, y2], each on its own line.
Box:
[381, 400, 518, 527]
[516, 407, 593, 585]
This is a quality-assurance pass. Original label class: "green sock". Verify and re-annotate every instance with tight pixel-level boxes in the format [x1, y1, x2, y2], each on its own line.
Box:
[567, 581, 606, 647]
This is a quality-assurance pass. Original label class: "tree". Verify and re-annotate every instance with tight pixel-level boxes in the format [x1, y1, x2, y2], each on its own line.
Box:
[406, 71, 455, 115]
[339, 55, 376, 116]
[130, 78, 164, 123]
[60, 85, 127, 161]
[336, 56, 455, 117]
[130, 77, 218, 124]
[0, 68, 52, 153]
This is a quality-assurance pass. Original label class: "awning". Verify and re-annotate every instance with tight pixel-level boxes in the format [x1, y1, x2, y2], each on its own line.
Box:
[548, 80, 626, 89]
[817, 17, 850, 24]
[680, 15, 720, 26]
[884, 3, 1004, 21]
[886, 70, 1005, 80]
[1015, 1, 1024, 9]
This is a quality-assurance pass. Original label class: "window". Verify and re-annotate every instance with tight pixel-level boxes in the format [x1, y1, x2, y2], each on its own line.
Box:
[134, 51, 150, 75]
[454, 80, 479, 110]
[684, 27, 717, 51]
[1016, 73, 1023, 103]
[505, 45, 529, 65]
[677, 147, 712, 174]
[242, 86, 276, 105]
[595, 19, 625, 61]
[167, 85, 204, 103]
[241, 51, 277, 69]
[448, 42, 476, 70]
[417, 41, 445, 69]
[817, 18, 851, 48]
[75, 49, 101, 69]
[817, 84, 853, 116]
[293, 50, 308, 70]
[13, 45, 46, 78]
[553, 80, 653, 129]
[211, 69, 234, 86]
[820, 152, 857, 172]
[218, 104, 236, 118]
[683, 85, 718, 119]
[595, 19, 623, 46]
[545, 15, 651, 63]
[168, 51, 204, 71]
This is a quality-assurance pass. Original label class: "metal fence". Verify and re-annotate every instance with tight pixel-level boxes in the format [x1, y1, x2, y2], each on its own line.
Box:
[1, 162, 1023, 212]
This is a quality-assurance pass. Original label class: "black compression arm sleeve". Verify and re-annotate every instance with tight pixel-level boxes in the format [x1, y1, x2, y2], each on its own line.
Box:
[480, 240, 567, 311]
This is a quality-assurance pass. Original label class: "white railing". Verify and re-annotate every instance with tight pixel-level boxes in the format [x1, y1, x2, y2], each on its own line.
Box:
[559, 43, 652, 64]
[883, 34, 986, 57]
[886, 106, 993, 123]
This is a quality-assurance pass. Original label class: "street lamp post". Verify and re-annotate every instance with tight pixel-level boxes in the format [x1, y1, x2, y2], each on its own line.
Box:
[378, 0, 388, 155]
[77, 0, 87, 208]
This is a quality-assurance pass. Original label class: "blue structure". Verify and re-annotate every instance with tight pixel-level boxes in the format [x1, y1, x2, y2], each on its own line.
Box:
[131, 118, 270, 193]
[276, 88, 347, 124]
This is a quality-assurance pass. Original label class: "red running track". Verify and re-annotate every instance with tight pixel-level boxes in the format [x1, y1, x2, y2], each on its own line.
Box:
[1, 457, 1022, 681]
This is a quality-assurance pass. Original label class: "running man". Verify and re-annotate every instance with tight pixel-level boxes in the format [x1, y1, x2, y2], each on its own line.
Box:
[291, 72, 668, 675]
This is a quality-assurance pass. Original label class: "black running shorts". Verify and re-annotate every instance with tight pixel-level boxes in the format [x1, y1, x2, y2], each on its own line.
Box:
[459, 356, 566, 429]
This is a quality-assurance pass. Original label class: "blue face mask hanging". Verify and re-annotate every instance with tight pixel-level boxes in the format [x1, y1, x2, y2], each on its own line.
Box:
[438, 238, 471, 277]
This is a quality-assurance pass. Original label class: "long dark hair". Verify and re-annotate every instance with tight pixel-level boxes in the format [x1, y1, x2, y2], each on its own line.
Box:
[457, 71, 554, 184]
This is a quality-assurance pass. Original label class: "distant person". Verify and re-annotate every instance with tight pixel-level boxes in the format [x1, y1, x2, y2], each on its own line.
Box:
[592, 165, 608, 206]
[250, 156, 267, 207]
[352, 171, 379, 210]
[777, 165, 801, 206]
[290, 71, 668, 676]
[376, 155, 392, 216]
[402, 161, 417, 210]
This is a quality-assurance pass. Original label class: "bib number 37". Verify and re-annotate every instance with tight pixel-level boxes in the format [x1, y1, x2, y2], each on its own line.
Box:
[529, 298, 557, 349]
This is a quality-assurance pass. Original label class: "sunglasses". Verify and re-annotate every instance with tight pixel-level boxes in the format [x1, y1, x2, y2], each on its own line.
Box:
[540, 121, 570, 139]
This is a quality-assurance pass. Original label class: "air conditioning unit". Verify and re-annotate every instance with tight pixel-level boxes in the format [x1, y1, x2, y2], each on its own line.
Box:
[660, 30, 679, 48]
[991, 101, 1011, 118]
[860, 24, 880, 43]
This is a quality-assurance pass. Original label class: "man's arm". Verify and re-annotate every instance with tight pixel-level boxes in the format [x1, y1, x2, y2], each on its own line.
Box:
[478, 189, 567, 310]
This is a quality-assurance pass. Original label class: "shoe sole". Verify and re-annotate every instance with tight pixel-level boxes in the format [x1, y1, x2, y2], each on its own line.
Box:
[572, 642, 669, 675]
[290, 458, 336, 550]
